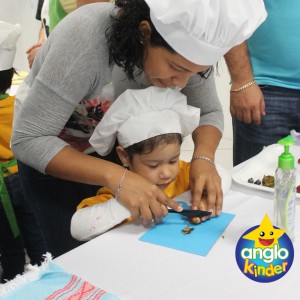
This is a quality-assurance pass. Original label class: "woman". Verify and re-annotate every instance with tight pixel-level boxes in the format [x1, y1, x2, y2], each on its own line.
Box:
[11, 0, 266, 256]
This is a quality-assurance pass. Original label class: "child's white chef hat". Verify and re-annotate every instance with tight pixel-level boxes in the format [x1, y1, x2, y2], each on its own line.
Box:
[0, 21, 21, 71]
[90, 86, 200, 156]
[145, 0, 267, 65]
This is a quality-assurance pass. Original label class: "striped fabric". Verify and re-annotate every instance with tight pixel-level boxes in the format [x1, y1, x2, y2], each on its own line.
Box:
[0, 254, 119, 300]
[45, 274, 107, 300]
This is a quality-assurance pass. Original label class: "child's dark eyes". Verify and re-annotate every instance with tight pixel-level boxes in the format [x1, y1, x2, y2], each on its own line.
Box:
[147, 164, 159, 169]
[149, 165, 158, 169]
[147, 160, 178, 168]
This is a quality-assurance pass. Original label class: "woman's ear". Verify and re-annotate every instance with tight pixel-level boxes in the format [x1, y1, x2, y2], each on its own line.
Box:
[116, 146, 129, 167]
[139, 20, 152, 44]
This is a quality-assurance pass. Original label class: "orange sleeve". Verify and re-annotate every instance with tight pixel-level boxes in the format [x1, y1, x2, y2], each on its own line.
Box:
[76, 187, 115, 210]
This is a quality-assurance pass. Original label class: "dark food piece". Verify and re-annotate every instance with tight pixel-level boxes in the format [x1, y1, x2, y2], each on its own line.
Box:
[248, 178, 254, 183]
[262, 175, 275, 188]
[254, 179, 261, 185]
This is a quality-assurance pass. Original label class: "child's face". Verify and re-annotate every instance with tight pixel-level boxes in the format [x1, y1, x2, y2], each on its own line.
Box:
[129, 142, 181, 190]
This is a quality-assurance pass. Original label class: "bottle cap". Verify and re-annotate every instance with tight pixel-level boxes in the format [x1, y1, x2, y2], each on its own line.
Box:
[278, 135, 296, 169]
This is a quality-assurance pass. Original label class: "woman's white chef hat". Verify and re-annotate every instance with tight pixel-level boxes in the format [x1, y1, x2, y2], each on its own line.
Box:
[90, 86, 200, 156]
[0, 21, 21, 71]
[145, 0, 267, 65]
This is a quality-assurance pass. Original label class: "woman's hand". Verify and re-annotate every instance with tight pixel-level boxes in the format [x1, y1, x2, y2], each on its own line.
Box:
[116, 170, 182, 226]
[45, 147, 182, 226]
[189, 159, 223, 220]
[189, 125, 223, 220]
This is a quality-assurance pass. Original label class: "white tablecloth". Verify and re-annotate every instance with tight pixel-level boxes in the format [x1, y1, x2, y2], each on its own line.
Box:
[54, 182, 300, 300]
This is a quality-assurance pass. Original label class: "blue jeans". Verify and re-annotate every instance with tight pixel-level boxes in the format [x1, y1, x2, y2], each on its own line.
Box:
[0, 173, 47, 282]
[17, 150, 121, 258]
[233, 85, 300, 166]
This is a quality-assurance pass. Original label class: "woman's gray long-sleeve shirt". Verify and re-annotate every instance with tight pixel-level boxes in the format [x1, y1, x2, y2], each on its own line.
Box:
[11, 3, 223, 174]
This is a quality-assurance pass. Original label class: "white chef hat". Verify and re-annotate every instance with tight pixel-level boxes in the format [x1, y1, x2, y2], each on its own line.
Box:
[0, 21, 21, 71]
[145, 0, 267, 65]
[90, 86, 200, 156]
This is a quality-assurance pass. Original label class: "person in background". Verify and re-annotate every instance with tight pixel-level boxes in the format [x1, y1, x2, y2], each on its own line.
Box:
[77, 0, 112, 8]
[50, 0, 111, 32]
[71, 87, 229, 241]
[0, 21, 46, 282]
[26, 0, 109, 69]
[11, 0, 266, 257]
[26, 0, 49, 69]
[225, 0, 300, 166]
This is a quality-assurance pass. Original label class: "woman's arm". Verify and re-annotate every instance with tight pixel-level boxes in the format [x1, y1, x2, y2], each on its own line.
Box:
[190, 125, 223, 216]
[182, 71, 223, 217]
[12, 7, 182, 225]
[183, 69, 224, 133]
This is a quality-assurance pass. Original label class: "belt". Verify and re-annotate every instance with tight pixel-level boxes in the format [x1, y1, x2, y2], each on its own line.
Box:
[0, 159, 20, 238]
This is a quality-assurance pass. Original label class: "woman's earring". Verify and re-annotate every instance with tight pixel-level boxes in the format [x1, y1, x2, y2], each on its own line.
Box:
[123, 165, 129, 170]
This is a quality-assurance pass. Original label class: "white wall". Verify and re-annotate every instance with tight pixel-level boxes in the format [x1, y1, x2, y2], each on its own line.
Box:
[0, 0, 41, 71]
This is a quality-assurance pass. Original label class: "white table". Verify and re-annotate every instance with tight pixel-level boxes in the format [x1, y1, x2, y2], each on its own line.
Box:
[55, 181, 300, 300]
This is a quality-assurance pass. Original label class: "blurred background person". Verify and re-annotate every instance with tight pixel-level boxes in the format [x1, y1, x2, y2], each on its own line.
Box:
[0, 21, 46, 282]
[226, 0, 300, 165]
[26, 0, 110, 69]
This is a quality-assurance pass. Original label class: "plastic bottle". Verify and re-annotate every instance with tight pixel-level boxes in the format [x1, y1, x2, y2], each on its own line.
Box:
[274, 135, 296, 242]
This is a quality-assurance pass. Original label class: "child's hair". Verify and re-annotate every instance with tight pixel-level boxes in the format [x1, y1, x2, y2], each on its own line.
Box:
[0, 67, 15, 93]
[124, 133, 182, 161]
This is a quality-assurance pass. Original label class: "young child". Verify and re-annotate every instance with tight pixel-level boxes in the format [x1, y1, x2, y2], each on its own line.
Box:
[71, 86, 226, 241]
[0, 21, 47, 282]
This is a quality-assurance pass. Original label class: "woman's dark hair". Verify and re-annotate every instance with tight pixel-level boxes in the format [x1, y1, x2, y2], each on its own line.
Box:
[125, 133, 182, 161]
[0, 68, 15, 94]
[106, 0, 175, 80]
[106, 0, 213, 81]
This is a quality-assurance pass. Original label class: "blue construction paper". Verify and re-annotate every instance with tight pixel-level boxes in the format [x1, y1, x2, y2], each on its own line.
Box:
[139, 202, 235, 256]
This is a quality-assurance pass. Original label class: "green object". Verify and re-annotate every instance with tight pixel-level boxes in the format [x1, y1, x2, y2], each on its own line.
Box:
[277, 135, 296, 169]
[49, 0, 68, 32]
[0, 93, 9, 100]
[0, 159, 20, 238]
